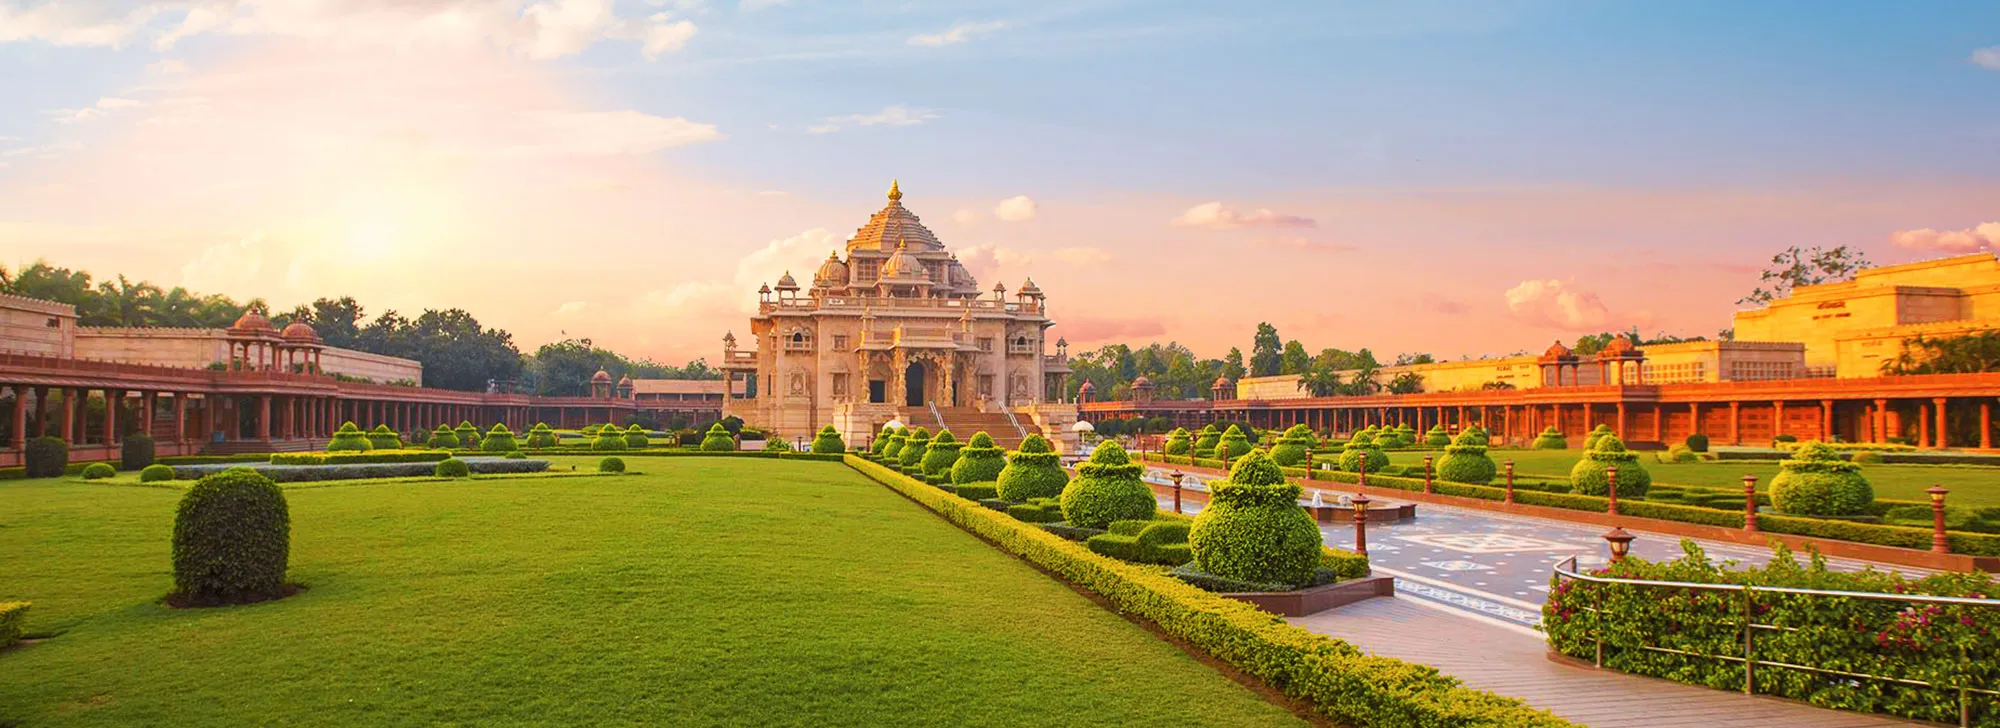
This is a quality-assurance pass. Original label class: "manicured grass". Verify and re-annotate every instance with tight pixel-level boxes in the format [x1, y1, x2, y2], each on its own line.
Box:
[1384, 449, 2000, 507]
[0, 460, 1304, 727]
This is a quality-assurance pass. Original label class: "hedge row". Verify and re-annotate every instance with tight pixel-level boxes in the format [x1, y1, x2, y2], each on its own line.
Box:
[172, 459, 551, 483]
[1718, 449, 2000, 467]
[0, 462, 90, 480]
[269, 450, 453, 466]
[844, 455, 1572, 728]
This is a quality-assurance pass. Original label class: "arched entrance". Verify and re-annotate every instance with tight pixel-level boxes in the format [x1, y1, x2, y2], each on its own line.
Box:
[905, 361, 927, 406]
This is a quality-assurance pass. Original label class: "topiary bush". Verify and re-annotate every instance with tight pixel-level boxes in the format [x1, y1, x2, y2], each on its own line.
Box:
[1533, 427, 1567, 450]
[1269, 424, 1314, 467]
[121, 433, 155, 470]
[592, 423, 629, 451]
[1164, 427, 1192, 456]
[1658, 444, 1697, 464]
[428, 425, 459, 449]
[434, 458, 470, 478]
[1684, 433, 1709, 453]
[1850, 450, 1885, 465]
[897, 427, 932, 471]
[81, 462, 117, 480]
[1462, 425, 1490, 447]
[996, 433, 1069, 501]
[24, 436, 66, 478]
[1188, 450, 1321, 587]
[1192, 424, 1221, 458]
[1583, 424, 1616, 451]
[526, 422, 558, 449]
[453, 421, 479, 449]
[365, 425, 401, 450]
[1435, 429, 1497, 484]
[951, 431, 1006, 485]
[764, 438, 794, 453]
[599, 456, 626, 473]
[171, 468, 290, 606]
[1569, 433, 1650, 498]
[326, 422, 374, 452]
[1337, 432, 1389, 473]
[1770, 441, 1875, 516]
[481, 424, 519, 452]
[624, 424, 649, 449]
[1423, 425, 1451, 447]
[1058, 441, 1155, 529]
[921, 430, 963, 478]
[811, 425, 845, 454]
[870, 425, 898, 457]
[140, 463, 176, 482]
[1216, 424, 1253, 462]
[698, 422, 735, 452]
[876, 427, 907, 460]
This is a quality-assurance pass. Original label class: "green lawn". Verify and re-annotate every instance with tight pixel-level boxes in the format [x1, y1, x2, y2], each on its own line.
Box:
[1384, 449, 2000, 506]
[0, 459, 1304, 727]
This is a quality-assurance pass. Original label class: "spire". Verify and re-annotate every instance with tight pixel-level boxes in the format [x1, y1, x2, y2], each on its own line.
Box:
[887, 179, 902, 202]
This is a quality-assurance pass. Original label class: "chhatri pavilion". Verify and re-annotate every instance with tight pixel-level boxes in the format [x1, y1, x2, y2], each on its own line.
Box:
[719, 181, 1079, 450]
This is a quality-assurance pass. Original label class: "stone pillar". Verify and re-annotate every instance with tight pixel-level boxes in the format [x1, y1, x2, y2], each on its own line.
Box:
[61, 388, 77, 444]
[1934, 398, 1949, 449]
[32, 386, 48, 437]
[1982, 401, 1992, 450]
[106, 389, 123, 445]
[1821, 400, 1834, 442]
[1614, 402, 1626, 439]
[1688, 402, 1700, 437]
[10, 386, 24, 450]
[1728, 401, 1741, 445]
[259, 395, 272, 439]
[1919, 403, 1931, 449]
[142, 391, 157, 440]
[1773, 400, 1786, 443]
[1873, 398, 1888, 444]
[174, 394, 187, 443]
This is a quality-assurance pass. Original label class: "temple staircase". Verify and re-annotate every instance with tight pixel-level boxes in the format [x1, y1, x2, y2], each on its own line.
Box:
[931, 406, 1038, 449]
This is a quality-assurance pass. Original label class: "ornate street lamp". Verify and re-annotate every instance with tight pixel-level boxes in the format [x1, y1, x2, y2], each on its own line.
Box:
[1422, 455, 1434, 495]
[1742, 475, 1759, 532]
[1503, 460, 1515, 505]
[1602, 526, 1634, 562]
[1351, 493, 1372, 556]
[1605, 465, 1620, 516]
[1928, 485, 1951, 554]
[1170, 469, 1185, 515]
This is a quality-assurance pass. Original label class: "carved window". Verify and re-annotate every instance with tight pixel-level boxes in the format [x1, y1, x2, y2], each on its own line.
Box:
[832, 334, 848, 350]
[832, 373, 850, 397]
[978, 375, 993, 397]
[854, 259, 879, 282]
[978, 337, 993, 352]
[786, 330, 813, 352]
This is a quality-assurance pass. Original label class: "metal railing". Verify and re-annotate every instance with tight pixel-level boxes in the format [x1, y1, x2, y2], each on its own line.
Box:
[1552, 555, 1999, 727]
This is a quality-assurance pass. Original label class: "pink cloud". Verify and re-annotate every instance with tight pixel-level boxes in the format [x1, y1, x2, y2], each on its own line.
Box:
[1504, 279, 1639, 331]
[1889, 222, 2000, 254]
[1420, 293, 1471, 316]
[1171, 201, 1316, 230]
[1056, 315, 1168, 344]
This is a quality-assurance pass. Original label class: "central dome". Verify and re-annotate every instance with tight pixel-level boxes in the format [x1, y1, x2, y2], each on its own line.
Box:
[845, 179, 944, 253]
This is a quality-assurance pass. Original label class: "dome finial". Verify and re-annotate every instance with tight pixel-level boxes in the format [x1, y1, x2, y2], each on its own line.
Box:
[888, 179, 902, 201]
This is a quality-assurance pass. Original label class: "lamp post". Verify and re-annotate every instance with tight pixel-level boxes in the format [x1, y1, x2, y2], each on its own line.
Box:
[1928, 485, 1951, 554]
[1605, 465, 1620, 516]
[1742, 475, 1759, 532]
[1356, 456, 1368, 491]
[1351, 493, 1372, 556]
[1602, 526, 1634, 563]
[1423, 455, 1434, 495]
[1504, 460, 1515, 505]
[1170, 469, 1185, 515]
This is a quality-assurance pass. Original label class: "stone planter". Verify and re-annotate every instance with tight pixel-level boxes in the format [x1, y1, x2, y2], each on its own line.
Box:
[1219, 575, 1395, 617]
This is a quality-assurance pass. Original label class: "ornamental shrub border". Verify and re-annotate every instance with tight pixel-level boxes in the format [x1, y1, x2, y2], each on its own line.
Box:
[843, 455, 1568, 728]
[270, 450, 452, 466]
[173, 458, 551, 483]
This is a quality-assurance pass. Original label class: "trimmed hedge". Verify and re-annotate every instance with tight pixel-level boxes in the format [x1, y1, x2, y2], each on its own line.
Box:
[810, 425, 845, 455]
[951, 481, 999, 501]
[897, 427, 932, 470]
[996, 433, 1069, 501]
[429, 425, 460, 449]
[483, 424, 521, 453]
[0, 601, 26, 648]
[453, 421, 479, 449]
[1216, 424, 1253, 462]
[1088, 519, 1193, 565]
[1435, 429, 1497, 485]
[1189, 450, 1321, 587]
[1192, 424, 1222, 458]
[921, 430, 963, 478]
[1164, 427, 1192, 456]
[434, 458, 471, 478]
[526, 423, 558, 449]
[1337, 432, 1389, 473]
[599, 457, 626, 473]
[1059, 441, 1154, 529]
[326, 422, 374, 452]
[81, 462, 117, 480]
[1532, 427, 1567, 450]
[699, 422, 735, 452]
[139, 463, 176, 482]
[173, 458, 552, 483]
[592, 423, 629, 452]
[623, 424, 649, 449]
[845, 456, 1569, 728]
[26, 436, 68, 478]
[121, 433, 155, 470]
[950, 431, 1006, 485]
[1270, 424, 1314, 467]
[366, 425, 402, 450]
[271, 450, 451, 466]
[1569, 434, 1649, 498]
[159, 453, 268, 466]
[171, 468, 291, 606]
[1770, 441, 1874, 516]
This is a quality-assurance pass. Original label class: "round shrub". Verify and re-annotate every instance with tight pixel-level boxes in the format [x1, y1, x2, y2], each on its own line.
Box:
[453, 421, 479, 449]
[1773, 433, 1799, 444]
[326, 421, 374, 452]
[870, 425, 899, 456]
[1059, 441, 1155, 529]
[951, 431, 1006, 485]
[1770, 441, 1874, 516]
[504, 451, 526, 460]
[996, 433, 1069, 501]
[1583, 424, 1616, 452]
[481, 424, 520, 452]
[599, 456, 626, 473]
[876, 427, 907, 459]
[763, 438, 794, 453]
[1435, 429, 1497, 484]
[1216, 424, 1253, 462]
[81, 462, 117, 480]
[1684, 433, 1710, 453]
[1423, 425, 1451, 447]
[140, 463, 176, 482]
[1268, 424, 1314, 467]
[1850, 450, 1885, 465]
[897, 427, 932, 470]
[1337, 432, 1389, 473]
[1568, 434, 1650, 498]
[1660, 444, 1697, 463]
[24, 436, 66, 478]
[592, 423, 629, 451]
[171, 468, 290, 606]
[1164, 427, 1192, 456]
[121, 433, 155, 470]
[434, 458, 470, 478]
[811, 425, 846, 454]
[624, 424, 649, 449]
[699, 422, 735, 452]
[1533, 427, 1567, 450]
[1188, 449, 1320, 587]
[1192, 424, 1221, 458]
[1462, 425, 1490, 447]
[365, 425, 401, 450]
[526, 423, 558, 449]
[408, 428, 431, 446]
[921, 430, 963, 478]
[428, 425, 459, 449]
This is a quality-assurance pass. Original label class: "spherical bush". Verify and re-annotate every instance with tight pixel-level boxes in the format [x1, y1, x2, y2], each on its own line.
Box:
[81, 462, 117, 480]
[699, 423, 735, 452]
[996, 434, 1069, 501]
[1770, 441, 1874, 516]
[25, 436, 68, 478]
[326, 422, 374, 452]
[1189, 450, 1320, 587]
[1533, 427, 1567, 450]
[139, 463, 176, 482]
[1435, 430, 1496, 484]
[599, 457, 626, 473]
[1164, 427, 1192, 456]
[921, 430, 963, 477]
[951, 432, 1007, 485]
[1684, 433, 1710, 453]
[434, 458, 470, 478]
[1423, 425, 1451, 447]
[172, 468, 290, 606]
[1568, 434, 1650, 498]
[811, 425, 846, 455]
[1269, 424, 1313, 467]
[1058, 441, 1155, 529]
[1337, 433, 1389, 473]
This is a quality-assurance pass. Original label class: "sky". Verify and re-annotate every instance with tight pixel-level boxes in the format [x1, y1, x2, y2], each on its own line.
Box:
[1, 0, 1997, 365]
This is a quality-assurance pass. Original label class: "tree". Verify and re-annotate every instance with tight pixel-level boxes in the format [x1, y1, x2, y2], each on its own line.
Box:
[1386, 371, 1424, 394]
[1740, 245, 1873, 306]
[1393, 352, 1435, 366]
[1279, 340, 1310, 375]
[1249, 322, 1282, 377]
[1297, 364, 1342, 397]
[1222, 347, 1246, 381]
[1342, 360, 1381, 395]
[1883, 331, 2000, 375]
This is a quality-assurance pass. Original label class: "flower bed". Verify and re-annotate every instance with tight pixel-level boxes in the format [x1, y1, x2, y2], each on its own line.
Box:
[173, 457, 549, 483]
[844, 455, 1571, 728]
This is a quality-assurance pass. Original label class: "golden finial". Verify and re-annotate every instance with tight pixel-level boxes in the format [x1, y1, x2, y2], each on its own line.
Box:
[888, 179, 902, 201]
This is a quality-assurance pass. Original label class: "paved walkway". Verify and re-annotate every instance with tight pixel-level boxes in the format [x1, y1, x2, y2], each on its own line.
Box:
[1293, 597, 1921, 728]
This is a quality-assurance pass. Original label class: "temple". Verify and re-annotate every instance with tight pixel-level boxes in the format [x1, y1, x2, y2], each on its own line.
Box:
[719, 181, 1079, 449]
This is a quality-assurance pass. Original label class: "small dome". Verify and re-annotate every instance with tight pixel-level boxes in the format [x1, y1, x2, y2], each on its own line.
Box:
[775, 270, 800, 291]
[813, 252, 848, 287]
[1132, 375, 1154, 388]
[879, 237, 928, 283]
[1541, 340, 1574, 359]
[591, 368, 613, 384]
[280, 321, 321, 343]
[229, 310, 277, 335]
[1017, 278, 1043, 297]
[946, 256, 976, 290]
[1078, 380, 1096, 392]
[617, 375, 634, 387]
[1213, 376, 1230, 388]
[1601, 337, 1638, 356]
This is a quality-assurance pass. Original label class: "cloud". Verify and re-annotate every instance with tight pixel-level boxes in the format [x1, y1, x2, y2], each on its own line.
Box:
[148, 59, 190, 75]
[739, 0, 788, 9]
[1057, 315, 1168, 343]
[553, 300, 593, 315]
[952, 209, 983, 225]
[0, 2, 164, 47]
[908, 20, 1011, 47]
[1420, 293, 1472, 316]
[180, 233, 270, 293]
[806, 104, 939, 134]
[957, 244, 1110, 282]
[1171, 201, 1316, 230]
[1259, 236, 1354, 253]
[48, 97, 147, 124]
[1973, 47, 2000, 70]
[1889, 222, 2000, 253]
[993, 195, 1037, 222]
[634, 228, 838, 317]
[1504, 279, 1623, 331]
